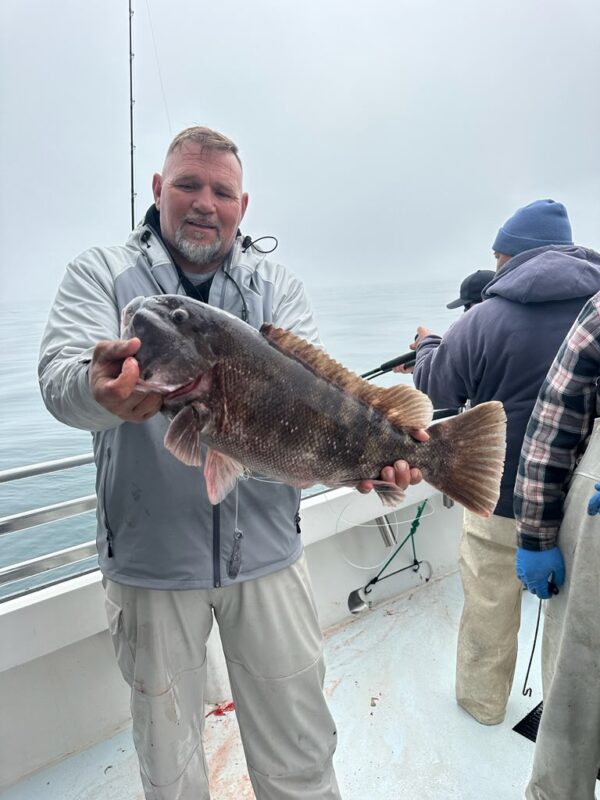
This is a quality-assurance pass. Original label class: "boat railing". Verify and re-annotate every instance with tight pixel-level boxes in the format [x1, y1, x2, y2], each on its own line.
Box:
[0, 453, 97, 601]
[0, 411, 461, 602]
[0, 453, 335, 603]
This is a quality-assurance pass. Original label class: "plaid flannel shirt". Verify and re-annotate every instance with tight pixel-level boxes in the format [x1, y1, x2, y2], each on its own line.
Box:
[514, 292, 600, 550]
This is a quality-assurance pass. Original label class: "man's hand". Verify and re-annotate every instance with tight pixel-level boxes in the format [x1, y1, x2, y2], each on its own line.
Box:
[393, 363, 415, 375]
[516, 546, 565, 599]
[90, 338, 163, 422]
[413, 325, 434, 345]
[357, 429, 429, 494]
[393, 326, 434, 374]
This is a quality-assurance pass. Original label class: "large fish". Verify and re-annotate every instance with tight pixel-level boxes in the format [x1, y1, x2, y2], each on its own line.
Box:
[121, 294, 506, 516]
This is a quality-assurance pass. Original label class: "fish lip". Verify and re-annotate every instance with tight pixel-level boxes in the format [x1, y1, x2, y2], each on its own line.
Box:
[134, 380, 181, 396]
[166, 374, 204, 399]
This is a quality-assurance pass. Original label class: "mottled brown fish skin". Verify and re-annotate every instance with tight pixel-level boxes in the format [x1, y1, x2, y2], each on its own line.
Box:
[165, 333, 418, 484]
[124, 295, 506, 515]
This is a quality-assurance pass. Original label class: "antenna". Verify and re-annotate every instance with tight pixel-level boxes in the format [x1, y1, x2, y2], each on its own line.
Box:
[128, 0, 136, 229]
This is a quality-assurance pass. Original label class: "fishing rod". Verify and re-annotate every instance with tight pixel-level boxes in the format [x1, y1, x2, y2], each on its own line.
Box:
[128, 0, 136, 229]
[361, 351, 416, 379]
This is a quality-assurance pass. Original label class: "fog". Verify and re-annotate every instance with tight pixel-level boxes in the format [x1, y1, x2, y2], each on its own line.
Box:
[1, 0, 599, 303]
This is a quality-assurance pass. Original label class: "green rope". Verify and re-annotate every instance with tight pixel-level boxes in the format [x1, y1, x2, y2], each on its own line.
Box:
[372, 500, 427, 582]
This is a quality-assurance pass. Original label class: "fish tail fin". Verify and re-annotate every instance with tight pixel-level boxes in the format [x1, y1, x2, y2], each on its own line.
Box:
[422, 401, 506, 517]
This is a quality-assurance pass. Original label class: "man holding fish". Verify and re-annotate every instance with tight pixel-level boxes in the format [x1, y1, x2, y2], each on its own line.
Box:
[38, 126, 448, 800]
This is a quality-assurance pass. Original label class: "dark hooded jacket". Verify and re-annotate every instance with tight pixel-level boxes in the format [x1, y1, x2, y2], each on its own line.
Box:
[413, 245, 600, 518]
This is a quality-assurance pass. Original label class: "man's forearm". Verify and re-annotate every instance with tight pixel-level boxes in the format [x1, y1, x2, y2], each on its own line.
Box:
[413, 335, 468, 410]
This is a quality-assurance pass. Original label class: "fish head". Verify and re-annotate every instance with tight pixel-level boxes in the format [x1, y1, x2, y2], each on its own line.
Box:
[121, 294, 226, 396]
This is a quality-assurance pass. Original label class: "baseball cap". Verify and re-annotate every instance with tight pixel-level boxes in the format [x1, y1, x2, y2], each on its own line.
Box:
[446, 269, 496, 310]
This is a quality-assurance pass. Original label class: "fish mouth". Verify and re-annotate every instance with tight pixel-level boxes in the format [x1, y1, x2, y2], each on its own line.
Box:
[166, 374, 206, 399]
[134, 379, 181, 396]
[134, 375, 203, 397]
[135, 369, 212, 401]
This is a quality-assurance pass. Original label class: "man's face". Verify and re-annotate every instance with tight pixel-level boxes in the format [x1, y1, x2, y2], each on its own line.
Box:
[152, 143, 249, 273]
[494, 252, 511, 271]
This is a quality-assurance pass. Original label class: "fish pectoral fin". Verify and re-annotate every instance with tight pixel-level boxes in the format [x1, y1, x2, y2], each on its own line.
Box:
[164, 402, 210, 467]
[204, 449, 246, 505]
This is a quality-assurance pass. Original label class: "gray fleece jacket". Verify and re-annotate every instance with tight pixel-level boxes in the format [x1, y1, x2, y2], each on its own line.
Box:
[38, 218, 319, 589]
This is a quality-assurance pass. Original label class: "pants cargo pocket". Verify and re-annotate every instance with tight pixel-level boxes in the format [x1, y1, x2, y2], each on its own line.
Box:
[105, 594, 136, 686]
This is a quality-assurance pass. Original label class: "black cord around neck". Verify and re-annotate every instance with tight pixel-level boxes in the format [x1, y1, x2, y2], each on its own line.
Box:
[241, 235, 278, 254]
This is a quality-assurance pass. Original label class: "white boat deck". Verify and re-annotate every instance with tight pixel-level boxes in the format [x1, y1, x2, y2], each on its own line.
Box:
[1, 572, 543, 799]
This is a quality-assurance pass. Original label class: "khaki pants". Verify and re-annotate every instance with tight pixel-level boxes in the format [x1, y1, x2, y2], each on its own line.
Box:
[105, 554, 341, 800]
[526, 420, 600, 800]
[455, 511, 522, 724]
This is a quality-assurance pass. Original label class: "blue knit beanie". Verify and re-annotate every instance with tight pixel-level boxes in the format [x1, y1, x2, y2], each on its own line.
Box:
[492, 199, 573, 256]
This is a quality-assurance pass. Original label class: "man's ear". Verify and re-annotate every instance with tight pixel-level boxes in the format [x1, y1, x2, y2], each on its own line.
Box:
[152, 173, 162, 208]
[240, 192, 249, 221]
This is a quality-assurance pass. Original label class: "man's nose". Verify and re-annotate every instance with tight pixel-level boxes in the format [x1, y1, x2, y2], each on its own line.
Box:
[191, 187, 217, 213]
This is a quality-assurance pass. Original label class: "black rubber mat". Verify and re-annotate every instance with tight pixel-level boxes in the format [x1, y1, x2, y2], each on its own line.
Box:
[514, 702, 600, 781]
[513, 700, 543, 743]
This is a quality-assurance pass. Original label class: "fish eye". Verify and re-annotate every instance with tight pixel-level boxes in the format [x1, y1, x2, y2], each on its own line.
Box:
[171, 308, 189, 324]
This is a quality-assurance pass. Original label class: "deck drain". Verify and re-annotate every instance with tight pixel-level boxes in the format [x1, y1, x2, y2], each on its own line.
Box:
[514, 702, 600, 781]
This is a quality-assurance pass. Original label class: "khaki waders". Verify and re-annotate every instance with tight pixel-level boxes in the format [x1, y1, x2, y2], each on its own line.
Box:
[456, 511, 523, 725]
[105, 554, 341, 800]
[526, 419, 600, 800]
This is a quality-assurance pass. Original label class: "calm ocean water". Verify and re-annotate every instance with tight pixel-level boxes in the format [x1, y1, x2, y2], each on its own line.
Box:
[0, 278, 460, 593]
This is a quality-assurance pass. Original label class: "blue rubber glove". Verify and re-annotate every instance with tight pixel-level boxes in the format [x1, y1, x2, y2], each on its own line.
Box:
[588, 483, 600, 516]
[516, 546, 565, 599]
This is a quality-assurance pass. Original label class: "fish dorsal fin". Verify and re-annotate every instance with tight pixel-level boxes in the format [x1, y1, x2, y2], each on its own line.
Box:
[260, 325, 433, 429]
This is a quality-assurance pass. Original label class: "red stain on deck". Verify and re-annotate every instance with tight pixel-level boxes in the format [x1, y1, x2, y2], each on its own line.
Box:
[206, 701, 235, 717]
[207, 713, 255, 799]
[325, 678, 342, 697]
[209, 731, 241, 793]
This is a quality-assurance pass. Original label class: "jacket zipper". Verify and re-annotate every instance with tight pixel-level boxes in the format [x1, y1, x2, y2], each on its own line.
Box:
[213, 504, 221, 587]
[294, 495, 302, 534]
[141, 223, 237, 585]
[102, 447, 115, 557]
[213, 253, 240, 586]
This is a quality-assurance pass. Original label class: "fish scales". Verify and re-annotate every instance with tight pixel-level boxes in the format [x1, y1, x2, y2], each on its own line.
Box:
[199, 338, 405, 483]
[122, 294, 507, 515]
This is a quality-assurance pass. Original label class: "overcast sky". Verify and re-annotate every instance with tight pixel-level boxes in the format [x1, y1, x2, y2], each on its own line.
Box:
[1, 0, 599, 304]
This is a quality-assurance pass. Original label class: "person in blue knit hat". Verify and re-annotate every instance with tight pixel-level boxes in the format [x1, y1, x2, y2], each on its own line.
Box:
[403, 199, 600, 726]
[492, 199, 573, 258]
